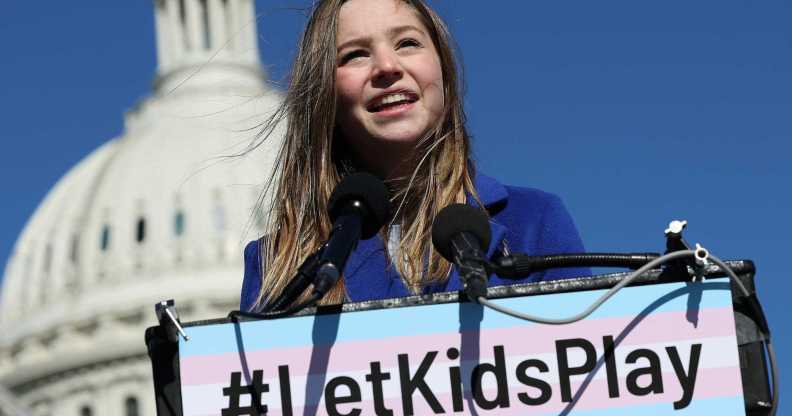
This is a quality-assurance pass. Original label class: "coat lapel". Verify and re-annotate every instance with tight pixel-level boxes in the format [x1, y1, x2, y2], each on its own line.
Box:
[473, 172, 509, 257]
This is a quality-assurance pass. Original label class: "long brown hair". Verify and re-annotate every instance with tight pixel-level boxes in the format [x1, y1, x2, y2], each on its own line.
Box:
[251, 0, 480, 310]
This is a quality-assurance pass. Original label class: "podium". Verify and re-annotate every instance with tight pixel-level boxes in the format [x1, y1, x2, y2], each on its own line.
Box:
[146, 260, 771, 415]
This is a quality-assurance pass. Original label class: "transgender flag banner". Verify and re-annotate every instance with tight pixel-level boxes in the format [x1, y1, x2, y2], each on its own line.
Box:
[178, 278, 745, 416]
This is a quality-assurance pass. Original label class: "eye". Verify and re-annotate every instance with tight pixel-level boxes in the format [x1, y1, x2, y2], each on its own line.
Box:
[397, 38, 422, 49]
[339, 49, 368, 65]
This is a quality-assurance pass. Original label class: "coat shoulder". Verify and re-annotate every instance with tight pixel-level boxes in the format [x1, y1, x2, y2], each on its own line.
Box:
[493, 184, 565, 222]
[240, 238, 263, 311]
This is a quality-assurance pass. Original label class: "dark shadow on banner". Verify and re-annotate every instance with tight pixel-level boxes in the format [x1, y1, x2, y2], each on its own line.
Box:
[557, 281, 717, 415]
[458, 300, 484, 416]
[232, 320, 266, 415]
[302, 305, 343, 416]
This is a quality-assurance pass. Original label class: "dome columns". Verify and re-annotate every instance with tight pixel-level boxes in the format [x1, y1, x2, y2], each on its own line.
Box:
[208, 0, 226, 52]
[153, 0, 259, 76]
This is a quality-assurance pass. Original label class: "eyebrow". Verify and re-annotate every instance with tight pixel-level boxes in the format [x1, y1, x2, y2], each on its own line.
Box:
[336, 24, 426, 52]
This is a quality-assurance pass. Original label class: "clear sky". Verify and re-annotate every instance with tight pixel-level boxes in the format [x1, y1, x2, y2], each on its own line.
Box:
[1, 0, 790, 411]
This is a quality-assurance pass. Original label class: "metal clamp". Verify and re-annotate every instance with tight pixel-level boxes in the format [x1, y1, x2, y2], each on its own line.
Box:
[664, 219, 688, 236]
[692, 243, 710, 281]
[663, 220, 707, 281]
[155, 299, 190, 342]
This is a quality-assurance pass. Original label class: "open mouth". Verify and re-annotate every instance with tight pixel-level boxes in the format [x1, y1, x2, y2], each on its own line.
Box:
[367, 92, 419, 113]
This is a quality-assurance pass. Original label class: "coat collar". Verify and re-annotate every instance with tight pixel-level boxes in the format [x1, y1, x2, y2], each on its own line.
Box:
[473, 173, 509, 259]
[473, 172, 509, 210]
[343, 171, 511, 296]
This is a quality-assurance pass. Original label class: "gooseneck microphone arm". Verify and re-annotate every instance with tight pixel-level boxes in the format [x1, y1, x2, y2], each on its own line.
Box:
[492, 252, 661, 279]
[264, 246, 325, 313]
[312, 202, 365, 296]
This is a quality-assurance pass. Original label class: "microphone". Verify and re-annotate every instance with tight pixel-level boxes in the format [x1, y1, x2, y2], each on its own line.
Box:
[431, 203, 492, 301]
[312, 173, 391, 297]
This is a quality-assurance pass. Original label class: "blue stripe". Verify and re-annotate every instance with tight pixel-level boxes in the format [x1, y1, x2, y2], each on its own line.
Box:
[180, 279, 732, 357]
[550, 395, 745, 415]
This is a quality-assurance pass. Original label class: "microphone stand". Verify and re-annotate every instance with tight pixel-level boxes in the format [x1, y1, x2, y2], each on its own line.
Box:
[451, 232, 490, 301]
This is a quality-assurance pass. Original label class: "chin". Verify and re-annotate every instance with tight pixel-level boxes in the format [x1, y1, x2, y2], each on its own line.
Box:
[371, 125, 432, 145]
[376, 132, 423, 143]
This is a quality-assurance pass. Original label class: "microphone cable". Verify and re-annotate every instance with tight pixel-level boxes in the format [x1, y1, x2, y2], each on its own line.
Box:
[228, 292, 323, 321]
[477, 248, 778, 416]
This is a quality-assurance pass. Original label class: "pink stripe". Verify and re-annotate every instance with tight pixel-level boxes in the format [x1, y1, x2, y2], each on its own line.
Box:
[239, 366, 743, 415]
[181, 307, 736, 386]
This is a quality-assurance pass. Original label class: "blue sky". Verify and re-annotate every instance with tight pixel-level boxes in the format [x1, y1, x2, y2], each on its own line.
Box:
[1, 0, 790, 412]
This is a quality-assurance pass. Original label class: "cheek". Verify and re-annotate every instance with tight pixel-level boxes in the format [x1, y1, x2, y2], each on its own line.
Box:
[421, 62, 445, 113]
[335, 70, 363, 110]
[334, 70, 367, 138]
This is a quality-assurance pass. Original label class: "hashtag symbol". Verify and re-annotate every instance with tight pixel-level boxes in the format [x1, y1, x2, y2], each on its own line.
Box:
[221, 370, 269, 416]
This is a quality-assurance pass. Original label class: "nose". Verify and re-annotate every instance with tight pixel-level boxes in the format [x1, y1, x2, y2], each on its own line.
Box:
[371, 49, 403, 85]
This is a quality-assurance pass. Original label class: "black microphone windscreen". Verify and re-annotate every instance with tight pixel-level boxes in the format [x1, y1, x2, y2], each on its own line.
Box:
[328, 172, 391, 239]
[431, 203, 491, 261]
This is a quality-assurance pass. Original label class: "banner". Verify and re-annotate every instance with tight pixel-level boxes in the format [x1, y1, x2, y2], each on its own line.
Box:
[178, 278, 744, 415]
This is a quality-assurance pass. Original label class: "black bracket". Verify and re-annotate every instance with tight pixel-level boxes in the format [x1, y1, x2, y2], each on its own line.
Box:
[145, 300, 186, 416]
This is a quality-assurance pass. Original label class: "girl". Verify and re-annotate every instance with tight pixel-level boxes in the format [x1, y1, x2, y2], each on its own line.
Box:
[240, 0, 586, 312]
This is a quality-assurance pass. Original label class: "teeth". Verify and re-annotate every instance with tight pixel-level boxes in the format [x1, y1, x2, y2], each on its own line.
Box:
[372, 93, 415, 110]
[380, 93, 410, 105]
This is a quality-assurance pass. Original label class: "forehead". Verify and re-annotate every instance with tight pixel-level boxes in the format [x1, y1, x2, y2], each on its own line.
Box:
[337, 0, 426, 40]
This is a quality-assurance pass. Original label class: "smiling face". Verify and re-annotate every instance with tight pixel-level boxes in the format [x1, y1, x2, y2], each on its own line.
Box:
[335, 0, 445, 179]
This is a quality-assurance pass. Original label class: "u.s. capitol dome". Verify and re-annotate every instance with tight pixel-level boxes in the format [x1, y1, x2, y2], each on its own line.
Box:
[0, 1, 280, 414]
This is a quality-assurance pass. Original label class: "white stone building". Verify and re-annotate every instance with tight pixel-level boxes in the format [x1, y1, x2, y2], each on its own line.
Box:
[0, 0, 281, 414]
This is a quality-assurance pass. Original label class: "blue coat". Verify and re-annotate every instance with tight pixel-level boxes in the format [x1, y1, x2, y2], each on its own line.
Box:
[240, 174, 588, 312]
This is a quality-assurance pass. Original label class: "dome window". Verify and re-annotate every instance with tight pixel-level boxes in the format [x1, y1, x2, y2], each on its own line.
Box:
[136, 217, 146, 244]
[70, 234, 80, 264]
[80, 405, 93, 416]
[43, 243, 53, 273]
[125, 396, 139, 416]
[100, 225, 111, 252]
[174, 210, 186, 237]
